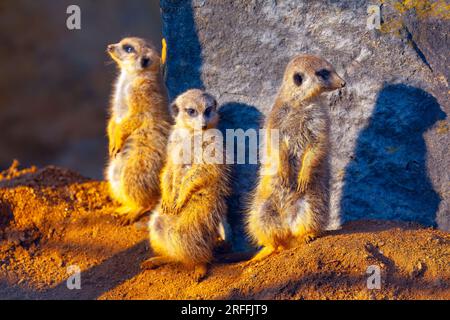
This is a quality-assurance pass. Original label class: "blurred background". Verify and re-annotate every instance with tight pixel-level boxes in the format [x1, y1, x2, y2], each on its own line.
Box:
[0, 0, 162, 179]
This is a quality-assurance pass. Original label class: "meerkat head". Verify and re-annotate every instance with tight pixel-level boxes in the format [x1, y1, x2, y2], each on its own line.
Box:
[280, 54, 346, 102]
[170, 89, 219, 131]
[107, 37, 160, 74]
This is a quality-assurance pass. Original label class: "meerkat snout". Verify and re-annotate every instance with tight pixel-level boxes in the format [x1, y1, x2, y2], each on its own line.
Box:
[314, 67, 346, 90]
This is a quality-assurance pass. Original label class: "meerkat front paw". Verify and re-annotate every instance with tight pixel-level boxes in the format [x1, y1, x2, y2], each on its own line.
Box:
[109, 140, 122, 158]
[159, 201, 172, 215]
[171, 201, 184, 215]
[296, 168, 311, 193]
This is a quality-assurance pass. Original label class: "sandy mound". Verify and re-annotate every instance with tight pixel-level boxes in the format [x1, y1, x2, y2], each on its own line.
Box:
[0, 162, 448, 300]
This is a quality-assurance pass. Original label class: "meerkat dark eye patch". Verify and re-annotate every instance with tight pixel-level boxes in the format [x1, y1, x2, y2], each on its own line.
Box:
[122, 44, 134, 53]
[186, 108, 197, 117]
[293, 73, 303, 86]
[141, 57, 151, 68]
[316, 69, 331, 80]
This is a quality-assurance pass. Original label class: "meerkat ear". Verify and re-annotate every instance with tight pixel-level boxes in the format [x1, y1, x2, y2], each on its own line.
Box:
[169, 102, 179, 118]
[140, 56, 151, 69]
[204, 93, 218, 109]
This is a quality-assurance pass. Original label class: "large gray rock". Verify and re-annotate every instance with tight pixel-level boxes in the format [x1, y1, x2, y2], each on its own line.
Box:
[160, 0, 449, 248]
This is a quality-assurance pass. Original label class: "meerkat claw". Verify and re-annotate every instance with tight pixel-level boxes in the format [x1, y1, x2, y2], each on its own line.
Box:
[302, 233, 317, 244]
[193, 264, 208, 283]
[117, 209, 148, 226]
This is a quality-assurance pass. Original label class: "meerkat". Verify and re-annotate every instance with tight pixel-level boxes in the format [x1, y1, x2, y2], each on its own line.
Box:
[142, 89, 231, 281]
[105, 37, 172, 224]
[246, 54, 345, 262]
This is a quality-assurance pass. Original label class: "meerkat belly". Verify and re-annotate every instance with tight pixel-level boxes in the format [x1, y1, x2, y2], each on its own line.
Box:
[274, 124, 311, 227]
[113, 71, 131, 123]
[285, 197, 311, 233]
[107, 141, 133, 197]
[107, 155, 124, 198]
[279, 130, 307, 183]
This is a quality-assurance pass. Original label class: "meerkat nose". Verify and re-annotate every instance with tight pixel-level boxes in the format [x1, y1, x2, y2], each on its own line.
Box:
[107, 44, 115, 52]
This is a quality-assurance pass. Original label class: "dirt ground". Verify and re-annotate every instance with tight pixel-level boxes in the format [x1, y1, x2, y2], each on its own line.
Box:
[0, 162, 448, 300]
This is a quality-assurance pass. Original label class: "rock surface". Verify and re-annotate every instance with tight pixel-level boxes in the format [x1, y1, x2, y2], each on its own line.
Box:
[160, 0, 450, 248]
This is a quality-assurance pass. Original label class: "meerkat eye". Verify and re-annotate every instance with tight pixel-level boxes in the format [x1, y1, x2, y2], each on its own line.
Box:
[204, 107, 213, 117]
[293, 73, 303, 86]
[122, 44, 135, 53]
[316, 69, 331, 80]
[186, 108, 197, 117]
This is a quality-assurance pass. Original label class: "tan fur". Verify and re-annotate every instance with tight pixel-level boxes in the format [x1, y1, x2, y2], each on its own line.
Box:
[246, 55, 345, 261]
[144, 89, 230, 280]
[105, 37, 171, 224]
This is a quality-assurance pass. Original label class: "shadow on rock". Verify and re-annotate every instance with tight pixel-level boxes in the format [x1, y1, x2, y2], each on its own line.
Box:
[340, 84, 446, 226]
[161, 0, 204, 100]
[219, 102, 263, 251]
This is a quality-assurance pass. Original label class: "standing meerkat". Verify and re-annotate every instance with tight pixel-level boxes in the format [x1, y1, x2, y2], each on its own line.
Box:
[105, 37, 171, 224]
[142, 89, 231, 281]
[246, 54, 345, 262]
